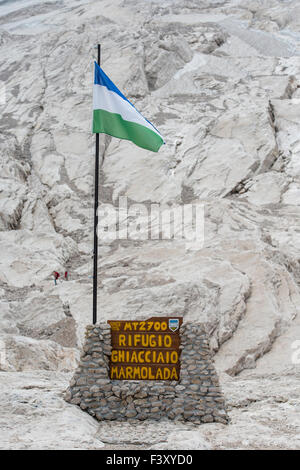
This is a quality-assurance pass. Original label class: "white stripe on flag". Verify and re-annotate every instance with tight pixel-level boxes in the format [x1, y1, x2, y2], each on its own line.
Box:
[93, 84, 162, 137]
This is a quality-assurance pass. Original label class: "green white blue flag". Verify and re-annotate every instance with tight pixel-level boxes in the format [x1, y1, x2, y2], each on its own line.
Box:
[93, 62, 164, 152]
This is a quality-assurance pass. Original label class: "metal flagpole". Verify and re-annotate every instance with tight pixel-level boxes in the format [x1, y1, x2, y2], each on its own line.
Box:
[92, 44, 101, 325]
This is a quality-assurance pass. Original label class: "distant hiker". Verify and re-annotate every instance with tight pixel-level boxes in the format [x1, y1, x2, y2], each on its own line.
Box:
[53, 271, 60, 286]
[64, 271, 68, 281]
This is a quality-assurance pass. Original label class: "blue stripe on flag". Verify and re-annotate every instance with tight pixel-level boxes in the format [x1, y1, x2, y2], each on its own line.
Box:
[93, 62, 164, 139]
[94, 61, 133, 106]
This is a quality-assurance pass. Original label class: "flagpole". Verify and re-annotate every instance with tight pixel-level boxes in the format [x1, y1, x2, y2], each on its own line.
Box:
[93, 44, 101, 325]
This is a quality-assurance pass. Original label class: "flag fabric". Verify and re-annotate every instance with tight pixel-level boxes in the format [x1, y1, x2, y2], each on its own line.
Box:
[93, 62, 164, 152]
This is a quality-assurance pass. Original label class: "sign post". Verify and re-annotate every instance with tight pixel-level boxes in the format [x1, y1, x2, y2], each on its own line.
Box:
[108, 317, 183, 380]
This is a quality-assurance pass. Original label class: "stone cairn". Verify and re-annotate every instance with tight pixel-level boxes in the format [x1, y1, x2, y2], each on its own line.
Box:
[65, 322, 228, 423]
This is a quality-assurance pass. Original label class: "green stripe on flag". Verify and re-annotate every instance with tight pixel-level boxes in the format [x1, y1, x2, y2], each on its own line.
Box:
[93, 109, 164, 152]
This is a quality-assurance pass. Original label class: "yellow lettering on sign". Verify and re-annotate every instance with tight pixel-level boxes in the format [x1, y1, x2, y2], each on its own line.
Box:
[137, 351, 144, 363]
[111, 365, 179, 380]
[133, 366, 141, 379]
[170, 367, 178, 380]
[157, 352, 164, 363]
[113, 320, 175, 332]
[170, 351, 178, 363]
[145, 351, 151, 363]
[119, 334, 126, 346]
[126, 367, 133, 379]
[131, 351, 138, 362]
[110, 366, 118, 378]
[136, 334, 173, 348]
[111, 350, 118, 363]
[140, 367, 147, 379]
[110, 349, 180, 365]
[149, 334, 156, 347]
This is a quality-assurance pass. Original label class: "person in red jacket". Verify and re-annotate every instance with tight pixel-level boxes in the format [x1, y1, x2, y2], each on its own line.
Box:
[53, 271, 60, 286]
[64, 271, 68, 281]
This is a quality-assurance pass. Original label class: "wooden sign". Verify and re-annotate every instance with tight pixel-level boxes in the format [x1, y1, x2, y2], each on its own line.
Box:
[107, 317, 183, 381]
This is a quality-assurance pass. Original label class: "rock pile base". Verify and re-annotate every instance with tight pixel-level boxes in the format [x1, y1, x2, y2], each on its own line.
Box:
[65, 322, 228, 423]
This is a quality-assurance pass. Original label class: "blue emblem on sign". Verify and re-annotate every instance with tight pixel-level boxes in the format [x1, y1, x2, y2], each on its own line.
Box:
[169, 318, 179, 332]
